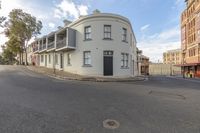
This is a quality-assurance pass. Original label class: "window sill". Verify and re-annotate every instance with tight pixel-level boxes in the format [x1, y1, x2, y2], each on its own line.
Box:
[103, 38, 113, 40]
[83, 39, 92, 41]
[82, 64, 92, 67]
[121, 67, 129, 69]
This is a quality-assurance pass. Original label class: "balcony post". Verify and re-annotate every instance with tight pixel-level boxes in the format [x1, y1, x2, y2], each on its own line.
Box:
[55, 33, 57, 49]
[65, 28, 68, 46]
[46, 37, 48, 49]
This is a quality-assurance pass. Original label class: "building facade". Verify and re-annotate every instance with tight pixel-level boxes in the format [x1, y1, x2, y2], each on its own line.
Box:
[181, 0, 200, 78]
[137, 48, 149, 75]
[163, 49, 182, 65]
[29, 11, 138, 77]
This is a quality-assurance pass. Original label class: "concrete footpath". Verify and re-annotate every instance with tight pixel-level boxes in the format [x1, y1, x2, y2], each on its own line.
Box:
[167, 75, 200, 83]
[27, 66, 146, 82]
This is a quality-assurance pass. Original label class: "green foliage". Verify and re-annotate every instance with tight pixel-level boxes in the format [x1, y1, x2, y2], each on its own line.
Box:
[1, 45, 16, 65]
[0, 16, 6, 27]
[5, 9, 42, 41]
[3, 9, 43, 65]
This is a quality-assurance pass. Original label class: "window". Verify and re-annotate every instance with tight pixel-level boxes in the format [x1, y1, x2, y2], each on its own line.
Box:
[84, 26, 91, 40]
[67, 53, 71, 65]
[49, 54, 51, 64]
[41, 55, 44, 62]
[121, 53, 129, 68]
[122, 28, 127, 42]
[83, 51, 91, 66]
[55, 54, 58, 64]
[189, 48, 196, 57]
[104, 25, 111, 39]
[104, 51, 113, 56]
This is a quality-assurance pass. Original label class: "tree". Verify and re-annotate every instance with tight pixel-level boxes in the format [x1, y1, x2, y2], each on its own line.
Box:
[0, 0, 6, 27]
[1, 45, 16, 65]
[0, 16, 6, 27]
[4, 9, 42, 65]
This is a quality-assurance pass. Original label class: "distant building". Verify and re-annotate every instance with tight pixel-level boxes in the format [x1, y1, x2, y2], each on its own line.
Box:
[163, 49, 182, 65]
[181, 0, 200, 78]
[137, 48, 149, 75]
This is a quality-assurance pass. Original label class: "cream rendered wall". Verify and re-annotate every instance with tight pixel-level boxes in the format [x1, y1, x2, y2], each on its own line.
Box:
[61, 16, 137, 77]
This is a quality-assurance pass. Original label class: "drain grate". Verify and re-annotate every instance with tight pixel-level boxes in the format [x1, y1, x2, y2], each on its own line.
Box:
[103, 119, 120, 129]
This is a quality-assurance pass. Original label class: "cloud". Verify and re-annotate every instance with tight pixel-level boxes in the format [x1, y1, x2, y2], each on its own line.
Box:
[48, 22, 55, 29]
[54, 0, 89, 20]
[0, 0, 91, 52]
[78, 5, 88, 16]
[137, 26, 181, 62]
[140, 24, 150, 31]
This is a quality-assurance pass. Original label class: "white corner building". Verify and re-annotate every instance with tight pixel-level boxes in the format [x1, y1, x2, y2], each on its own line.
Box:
[30, 10, 138, 77]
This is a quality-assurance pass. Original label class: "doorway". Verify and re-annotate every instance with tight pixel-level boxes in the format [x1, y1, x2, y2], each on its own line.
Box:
[60, 53, 63, 69]
[103, 51, 113, 76]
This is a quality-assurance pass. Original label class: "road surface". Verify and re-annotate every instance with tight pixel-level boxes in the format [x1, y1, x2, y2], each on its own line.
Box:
[0, 65, 200, 133]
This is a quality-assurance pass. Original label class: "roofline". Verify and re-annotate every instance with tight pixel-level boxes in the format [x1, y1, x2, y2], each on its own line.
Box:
[32, 12, 137, 45]
[67, 13, 137, 44]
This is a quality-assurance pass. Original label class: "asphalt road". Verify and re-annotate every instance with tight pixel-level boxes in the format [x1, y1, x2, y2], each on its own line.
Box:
[0, 65, 200, 133]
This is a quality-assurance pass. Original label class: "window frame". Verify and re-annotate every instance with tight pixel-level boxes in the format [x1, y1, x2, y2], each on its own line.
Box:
[84, 26, 92, 40]
[103, 25, 112, 40]
[121, 53, 129, 68]
[48, 54, 51, 64]
[55, 54, 58, 64]
[41, 55, 44, 62]
[83, 51, 92, 66]
[122, 28, 128, 42]
[67, 53, 71, 65]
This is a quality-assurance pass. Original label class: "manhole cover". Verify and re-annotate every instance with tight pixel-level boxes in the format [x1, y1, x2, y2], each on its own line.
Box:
[103, 119, 120, 129]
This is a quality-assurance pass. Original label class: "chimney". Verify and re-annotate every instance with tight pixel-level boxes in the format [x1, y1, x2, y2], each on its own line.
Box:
[57, 26, 63, 30]
[93, 9, 101, 14]
[63, 19, 71, 26]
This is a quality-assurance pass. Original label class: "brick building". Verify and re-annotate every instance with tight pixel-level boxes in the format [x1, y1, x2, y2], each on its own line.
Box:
[163, 49, 182, 65]
[181, 0, 200, 78]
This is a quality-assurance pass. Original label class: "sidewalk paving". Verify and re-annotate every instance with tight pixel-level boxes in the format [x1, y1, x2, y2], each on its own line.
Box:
[167, 75, 200, 83]
[27, 66, 146, 82]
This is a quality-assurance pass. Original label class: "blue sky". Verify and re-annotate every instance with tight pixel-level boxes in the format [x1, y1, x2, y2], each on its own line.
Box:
[0, 0, 185, 62]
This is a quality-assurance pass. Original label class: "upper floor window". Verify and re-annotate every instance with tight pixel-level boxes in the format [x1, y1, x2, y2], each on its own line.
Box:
[83, 51, 91, 66]
[84, 26, 91, 40]
[122, 28, 127, 42]
[104, 25, 111, 39]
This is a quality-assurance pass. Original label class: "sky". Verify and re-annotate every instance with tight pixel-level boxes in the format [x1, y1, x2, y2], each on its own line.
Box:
[0, 0, 185, 62]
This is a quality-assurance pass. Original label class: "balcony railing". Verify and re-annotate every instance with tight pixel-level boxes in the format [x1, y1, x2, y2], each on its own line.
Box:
[42, 43, 46, 49]
[47, 41, 55, 50]
[56, 38, 66, 49]
[39, 45, 43, 51]
[33, 46, 38, 52]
